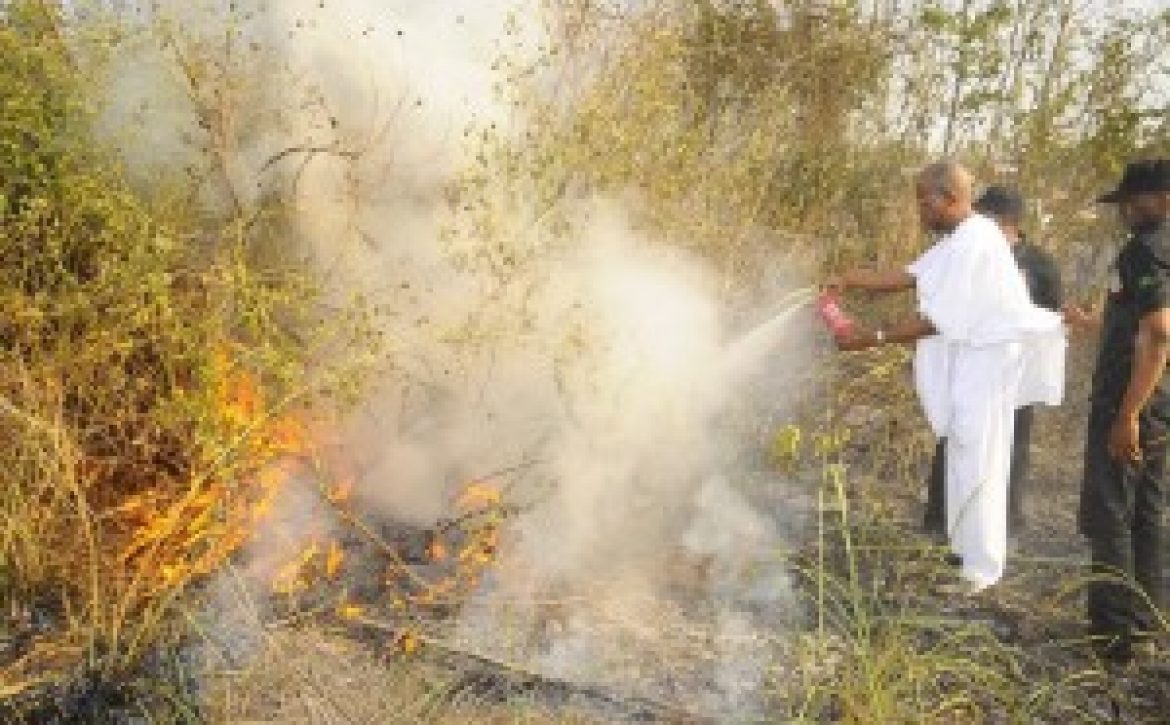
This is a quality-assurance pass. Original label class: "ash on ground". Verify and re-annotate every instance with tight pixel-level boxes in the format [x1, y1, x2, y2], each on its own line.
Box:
[444, 471, 815, 722]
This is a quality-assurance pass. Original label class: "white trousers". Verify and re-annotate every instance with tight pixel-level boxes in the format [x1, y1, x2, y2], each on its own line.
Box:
[945, 343, 1022, 590]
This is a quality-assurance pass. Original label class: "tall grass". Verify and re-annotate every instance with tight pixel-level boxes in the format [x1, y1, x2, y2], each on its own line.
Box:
[0, 5, 375, 714]
[4, 1, 1168, 721]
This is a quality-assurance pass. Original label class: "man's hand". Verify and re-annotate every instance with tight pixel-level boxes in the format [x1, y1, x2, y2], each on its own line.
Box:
[1109, 308, 1170, 464]
[1107, 413, 1142, 464]
[835, 328, 878, 352]
[1062, 303, 1100, 332]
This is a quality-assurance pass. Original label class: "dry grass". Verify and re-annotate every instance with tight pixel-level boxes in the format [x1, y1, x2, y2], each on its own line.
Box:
[4, 1, 1168, 722]
[204, 627, 602, 725]
[0, 7, 374, 712]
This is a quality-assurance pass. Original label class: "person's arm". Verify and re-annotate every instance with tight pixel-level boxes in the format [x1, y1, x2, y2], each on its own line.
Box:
[829, 269, 916, 294]
[836, 315, 936, 352]
[1108, 307, 1170, 462]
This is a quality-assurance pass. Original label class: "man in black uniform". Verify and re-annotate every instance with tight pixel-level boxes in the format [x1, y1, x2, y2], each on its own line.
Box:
[923, 186, 1063, 540]
[1067, 159, 1170, 664]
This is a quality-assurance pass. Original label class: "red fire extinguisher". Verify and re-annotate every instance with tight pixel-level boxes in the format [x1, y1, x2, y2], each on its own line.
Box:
[816, 291, 855, 341]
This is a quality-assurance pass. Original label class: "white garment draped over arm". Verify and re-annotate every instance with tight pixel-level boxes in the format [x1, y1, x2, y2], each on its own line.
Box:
[907, 215, 1066, 437]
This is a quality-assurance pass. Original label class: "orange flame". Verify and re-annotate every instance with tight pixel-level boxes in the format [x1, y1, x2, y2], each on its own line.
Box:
[378, 478, 507, 613]
[455, 481, 501, 511]
[428, 535, 448, 562]
[325, 540, 345, 580]
[327, 477, 354, 504]
[273, 538, 320, 595]
[114, 345, 316, 602]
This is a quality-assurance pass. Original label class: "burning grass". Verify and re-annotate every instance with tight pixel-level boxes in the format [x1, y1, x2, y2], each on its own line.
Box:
[255, 470, 505, 626]
[0, 8, 374, 717]
[4, 2, 1168, 722]
[0, 322, 325, 707]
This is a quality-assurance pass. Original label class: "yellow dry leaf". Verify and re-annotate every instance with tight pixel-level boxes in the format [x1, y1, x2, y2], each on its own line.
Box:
[161, 563, 184, 585]
[325, 541, 344, 579]
[770, 425, 802, 463]
[298, 540, 320, 566]
[338, 603, 364, 620]
[397, 631, 420, 655]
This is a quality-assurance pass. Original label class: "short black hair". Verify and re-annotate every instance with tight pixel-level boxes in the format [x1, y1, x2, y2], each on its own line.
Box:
[1097, 159, 1170, 202]
[974, 185, 1024, 222]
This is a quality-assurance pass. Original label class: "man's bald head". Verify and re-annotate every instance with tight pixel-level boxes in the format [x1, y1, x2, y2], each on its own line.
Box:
[915, 160, 975, 233]
[918, 161, 974, 203]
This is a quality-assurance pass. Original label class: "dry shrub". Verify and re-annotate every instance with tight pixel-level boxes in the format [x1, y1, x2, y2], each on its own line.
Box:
[0, 3, 369, 702]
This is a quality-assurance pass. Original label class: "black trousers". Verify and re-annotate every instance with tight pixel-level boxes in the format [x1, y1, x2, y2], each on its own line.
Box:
[924, 406, 1034, 536]
[1079, 405, 1167, 646]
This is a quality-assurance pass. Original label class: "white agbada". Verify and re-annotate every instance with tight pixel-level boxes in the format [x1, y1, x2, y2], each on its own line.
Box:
[908, 214, 1066, 591]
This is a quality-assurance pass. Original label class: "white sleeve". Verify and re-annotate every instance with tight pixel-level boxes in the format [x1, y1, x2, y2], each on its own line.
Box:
[910, 229, 987, 341]
[911, 216, 1065, 345]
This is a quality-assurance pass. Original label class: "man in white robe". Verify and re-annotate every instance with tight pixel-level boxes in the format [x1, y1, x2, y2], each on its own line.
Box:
[828, 161, 1067, 592]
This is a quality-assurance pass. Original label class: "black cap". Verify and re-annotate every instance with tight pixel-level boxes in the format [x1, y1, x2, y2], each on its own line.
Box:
[1097, 159, 1170, 203]
[975, 185, 1025, 221]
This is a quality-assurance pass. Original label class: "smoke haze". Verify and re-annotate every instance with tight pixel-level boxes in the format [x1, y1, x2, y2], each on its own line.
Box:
[99, 0, 820, 716]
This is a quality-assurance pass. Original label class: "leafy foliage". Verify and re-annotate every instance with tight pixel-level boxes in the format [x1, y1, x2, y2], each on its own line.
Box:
[0, 1, 374, 702]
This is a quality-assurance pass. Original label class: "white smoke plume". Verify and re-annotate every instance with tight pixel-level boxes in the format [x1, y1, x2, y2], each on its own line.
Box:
[96, 0, 821, 717]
